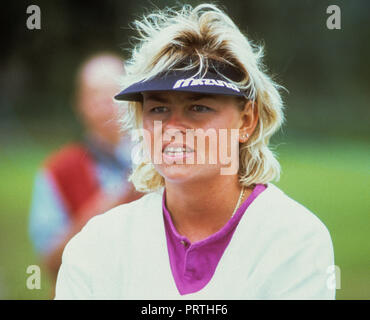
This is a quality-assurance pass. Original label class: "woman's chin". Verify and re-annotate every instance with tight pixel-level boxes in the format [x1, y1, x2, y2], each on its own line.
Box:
[155, 163, 220, 184]
[156, 164, 195, 182]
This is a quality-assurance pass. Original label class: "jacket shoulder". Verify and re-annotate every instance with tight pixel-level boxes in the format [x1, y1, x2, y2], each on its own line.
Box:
[74, 190, 163, 241]
[259, 183, 332, 240]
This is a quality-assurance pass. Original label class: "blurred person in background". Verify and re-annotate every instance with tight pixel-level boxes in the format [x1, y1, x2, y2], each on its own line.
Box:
[28, 53, 143, 292]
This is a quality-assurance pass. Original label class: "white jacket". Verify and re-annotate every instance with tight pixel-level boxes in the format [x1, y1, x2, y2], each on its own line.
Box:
[55, 183, 336, 300]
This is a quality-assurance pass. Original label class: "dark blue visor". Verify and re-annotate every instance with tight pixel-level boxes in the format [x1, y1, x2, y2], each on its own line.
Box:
[114, 69, 246, 102]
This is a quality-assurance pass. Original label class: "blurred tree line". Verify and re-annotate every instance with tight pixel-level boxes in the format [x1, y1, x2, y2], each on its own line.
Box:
[1, 0, 369, 145]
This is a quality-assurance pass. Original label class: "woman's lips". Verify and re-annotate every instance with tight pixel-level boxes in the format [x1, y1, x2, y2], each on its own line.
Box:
[162, 143, 195, 162]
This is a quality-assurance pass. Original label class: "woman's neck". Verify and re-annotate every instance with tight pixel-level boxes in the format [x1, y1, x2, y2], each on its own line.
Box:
[164, 175, 251, 243]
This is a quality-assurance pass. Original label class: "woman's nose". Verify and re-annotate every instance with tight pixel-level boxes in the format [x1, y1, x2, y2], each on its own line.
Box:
[163, 109, 187, 131]
[161, 109, 190, 144]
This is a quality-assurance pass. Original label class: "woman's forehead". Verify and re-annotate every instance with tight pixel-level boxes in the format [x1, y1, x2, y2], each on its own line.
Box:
[142, 91, 235, 103]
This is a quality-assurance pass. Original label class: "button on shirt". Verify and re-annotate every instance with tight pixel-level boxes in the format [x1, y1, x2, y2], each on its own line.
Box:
[162, 183, 267, 295]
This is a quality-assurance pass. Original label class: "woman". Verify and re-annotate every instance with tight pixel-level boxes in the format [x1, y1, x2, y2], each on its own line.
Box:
[55, 4, 335, 299]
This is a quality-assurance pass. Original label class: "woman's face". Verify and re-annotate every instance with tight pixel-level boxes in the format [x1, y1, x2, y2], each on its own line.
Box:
[142, 91, 249, 184]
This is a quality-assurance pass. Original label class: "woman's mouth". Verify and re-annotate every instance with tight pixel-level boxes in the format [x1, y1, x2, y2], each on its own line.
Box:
[162, 144, 195, 162]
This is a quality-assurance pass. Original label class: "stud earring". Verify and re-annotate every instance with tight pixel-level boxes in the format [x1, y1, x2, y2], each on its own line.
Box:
[240, 132, 249, 142]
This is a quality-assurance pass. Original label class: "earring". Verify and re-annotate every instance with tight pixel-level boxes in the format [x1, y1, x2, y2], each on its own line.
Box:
[240, 132, 249, 142]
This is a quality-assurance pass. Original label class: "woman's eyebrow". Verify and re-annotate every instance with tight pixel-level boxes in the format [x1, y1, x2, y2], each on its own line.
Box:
[144, 93, 169, 103]
[187, 94, 215, 101]
[143, 93, 216, 103]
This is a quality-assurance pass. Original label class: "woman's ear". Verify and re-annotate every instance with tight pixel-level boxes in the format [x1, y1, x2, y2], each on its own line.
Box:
[239, 100, 258, 143]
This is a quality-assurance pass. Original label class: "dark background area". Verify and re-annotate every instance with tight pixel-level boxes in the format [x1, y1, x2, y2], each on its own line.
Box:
[1, 0, 369, 143]
[0, 0, 369, 299]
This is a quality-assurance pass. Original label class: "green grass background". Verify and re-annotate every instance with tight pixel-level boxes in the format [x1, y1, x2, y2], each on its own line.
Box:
[0, 136, 369, 299]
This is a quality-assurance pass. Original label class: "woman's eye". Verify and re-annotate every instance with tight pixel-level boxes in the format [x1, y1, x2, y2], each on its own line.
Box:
[191, 105, 212, 112]
[150, 106, 168, 113]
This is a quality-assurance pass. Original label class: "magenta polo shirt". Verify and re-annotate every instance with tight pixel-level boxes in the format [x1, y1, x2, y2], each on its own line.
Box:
[162, 183, 267, 295]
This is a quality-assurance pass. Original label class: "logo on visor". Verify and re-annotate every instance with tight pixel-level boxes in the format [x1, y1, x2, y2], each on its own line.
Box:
[173, 78, 240, 92]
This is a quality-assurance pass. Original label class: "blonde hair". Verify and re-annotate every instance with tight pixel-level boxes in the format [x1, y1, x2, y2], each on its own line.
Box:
[117, 3, 285, 192]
